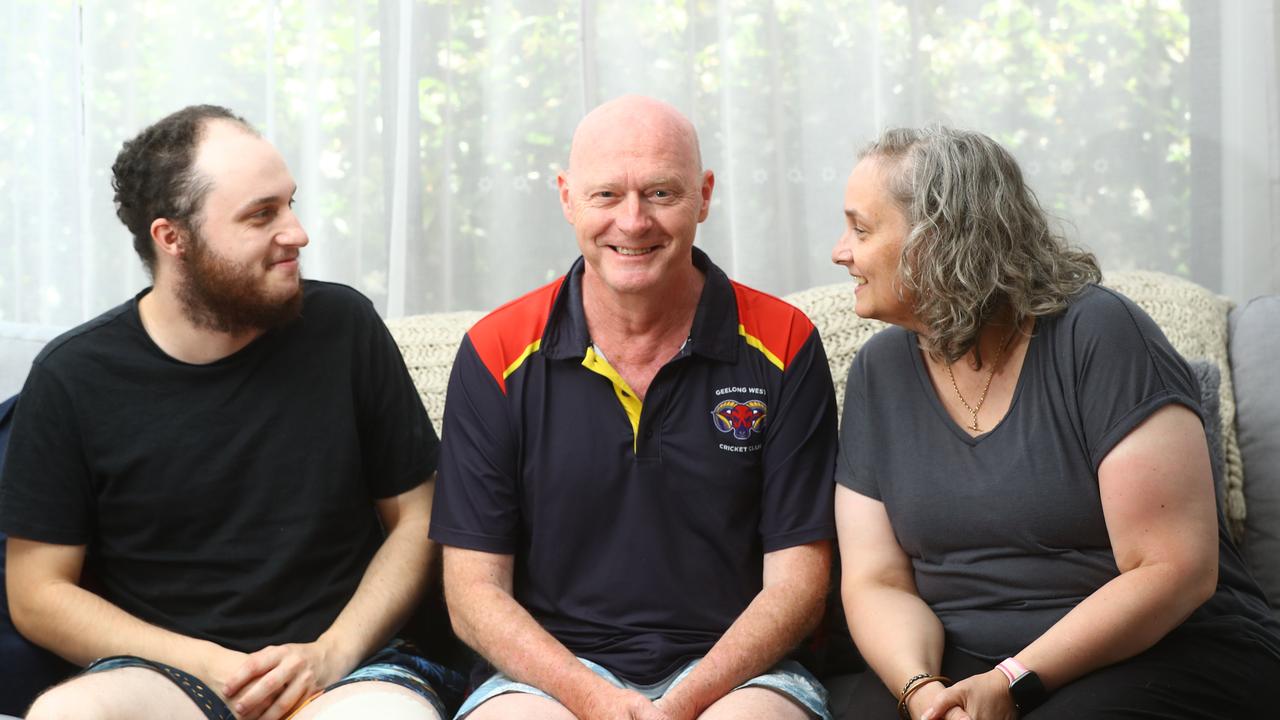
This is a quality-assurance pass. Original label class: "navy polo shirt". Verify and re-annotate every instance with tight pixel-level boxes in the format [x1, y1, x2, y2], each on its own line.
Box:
[431, 248, 837, 684]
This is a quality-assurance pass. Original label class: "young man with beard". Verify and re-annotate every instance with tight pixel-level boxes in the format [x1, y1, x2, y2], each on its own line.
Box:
[0, 106, 462, 720]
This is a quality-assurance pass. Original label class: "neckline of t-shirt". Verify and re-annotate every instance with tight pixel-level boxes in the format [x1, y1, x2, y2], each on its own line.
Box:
[127, 294, 278, 369]
[907, 320, 1038, 447]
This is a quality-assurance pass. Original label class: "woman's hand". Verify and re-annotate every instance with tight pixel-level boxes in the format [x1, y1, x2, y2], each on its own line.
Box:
[902, 680, 950, 719]
[919, 670, 1014, 720]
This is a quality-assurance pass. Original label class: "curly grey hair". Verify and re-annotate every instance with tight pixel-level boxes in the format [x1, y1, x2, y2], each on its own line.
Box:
[860, 125, 1101, 366]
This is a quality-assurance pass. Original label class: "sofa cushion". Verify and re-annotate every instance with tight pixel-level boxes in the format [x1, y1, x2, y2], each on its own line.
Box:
[1189, 361, 1225, 504]
[785, 271, 1243, 536]
[384, 311, 485, 431]
[1102, 272, 1241, 536]
[1231, 295, 1280, 611]
[782, 283, 887, 422]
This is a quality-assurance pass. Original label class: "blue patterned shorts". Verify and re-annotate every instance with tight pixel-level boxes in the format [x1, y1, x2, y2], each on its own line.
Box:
[83, 640, 466, 719]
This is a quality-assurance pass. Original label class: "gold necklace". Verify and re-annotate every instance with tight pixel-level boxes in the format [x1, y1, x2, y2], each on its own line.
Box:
[945, 327, 1016, 432]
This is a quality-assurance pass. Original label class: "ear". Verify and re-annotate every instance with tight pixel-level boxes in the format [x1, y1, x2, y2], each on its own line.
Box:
[697, 169, 715, 223]
[150, 217, 185, 261]
[557, 170, 576, 225]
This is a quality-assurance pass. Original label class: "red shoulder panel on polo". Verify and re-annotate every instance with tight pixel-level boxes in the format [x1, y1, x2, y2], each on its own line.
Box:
[731, 281, 815, 371]
[467, 277, 563, 393]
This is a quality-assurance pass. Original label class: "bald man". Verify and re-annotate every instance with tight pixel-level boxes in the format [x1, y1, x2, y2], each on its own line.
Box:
[431, 95, 838, 720]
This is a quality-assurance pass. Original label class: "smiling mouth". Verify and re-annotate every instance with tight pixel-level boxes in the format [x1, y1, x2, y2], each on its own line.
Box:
[612, 246, 655, 256]
[853, 275, 868, 285]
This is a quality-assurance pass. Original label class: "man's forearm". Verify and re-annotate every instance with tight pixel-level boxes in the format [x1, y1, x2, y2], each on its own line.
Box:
[445, 546, 639, 718]
[9, 571, 232, 675]
[315, 513, 433, 671]
[309, 479, 439, 674]
[659, 541, 831, 719]
[453, 581, 632, 716]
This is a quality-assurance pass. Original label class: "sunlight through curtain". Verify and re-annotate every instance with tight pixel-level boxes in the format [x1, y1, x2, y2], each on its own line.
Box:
[1, 0, 1276, 331]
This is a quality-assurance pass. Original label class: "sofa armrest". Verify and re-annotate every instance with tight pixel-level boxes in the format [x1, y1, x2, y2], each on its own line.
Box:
[1230, 295, 1280, 615]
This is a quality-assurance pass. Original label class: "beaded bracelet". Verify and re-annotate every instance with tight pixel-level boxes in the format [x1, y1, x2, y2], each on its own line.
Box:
[900, 673, 932, 698]
[896, 675, 952, 720]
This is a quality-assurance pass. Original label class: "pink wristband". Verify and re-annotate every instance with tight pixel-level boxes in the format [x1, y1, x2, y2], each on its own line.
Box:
[997, 657, 1030, 684]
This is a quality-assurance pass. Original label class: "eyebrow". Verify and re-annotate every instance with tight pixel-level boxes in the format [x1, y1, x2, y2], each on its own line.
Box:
[583, 175, 687, 191]
[236, 185, 297, 216]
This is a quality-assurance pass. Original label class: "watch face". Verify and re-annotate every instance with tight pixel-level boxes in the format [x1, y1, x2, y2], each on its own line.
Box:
[1009, 670, 1049, 714]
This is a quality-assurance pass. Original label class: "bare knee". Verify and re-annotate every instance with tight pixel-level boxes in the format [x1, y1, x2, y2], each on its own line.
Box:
[465, 692, 578, 720]
[698, 686, 812, 720]
[292, 681, 442, 720]
[25, 668, 206, 720]
[27, 681, 105, 720]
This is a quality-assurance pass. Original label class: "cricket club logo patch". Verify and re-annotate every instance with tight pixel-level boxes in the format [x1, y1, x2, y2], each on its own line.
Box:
[712, 399, 767, 440]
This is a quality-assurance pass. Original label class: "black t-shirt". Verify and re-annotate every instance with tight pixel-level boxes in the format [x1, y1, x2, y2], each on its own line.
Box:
[431, 249, 837, 684]
[0, 281, 438, 652]
[837, 284, 1280, 662]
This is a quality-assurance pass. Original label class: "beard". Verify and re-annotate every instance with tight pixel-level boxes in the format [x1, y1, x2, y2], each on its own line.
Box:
[176, 228, 304, 334]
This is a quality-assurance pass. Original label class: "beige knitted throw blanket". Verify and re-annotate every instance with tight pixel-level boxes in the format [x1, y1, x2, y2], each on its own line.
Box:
[386, 270, 1243, 536]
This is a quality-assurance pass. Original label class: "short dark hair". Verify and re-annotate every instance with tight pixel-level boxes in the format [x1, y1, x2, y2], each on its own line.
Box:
[111, 105, 255, 274]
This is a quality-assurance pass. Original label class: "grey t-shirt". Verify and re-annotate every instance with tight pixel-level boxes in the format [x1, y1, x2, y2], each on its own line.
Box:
[837, 284, 1279, 662]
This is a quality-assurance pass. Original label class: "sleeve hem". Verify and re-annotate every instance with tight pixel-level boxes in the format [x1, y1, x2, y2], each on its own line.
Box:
[372, 454, 439, 500]
[762, 524, 835, 554]
[0, 520, 90, 546]
[428, 525, 516, 554]
[1089, 389, 1201, 471]
[835, 475, 882, 501]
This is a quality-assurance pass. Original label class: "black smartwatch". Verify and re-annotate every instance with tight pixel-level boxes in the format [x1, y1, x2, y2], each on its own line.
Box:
[998, 658, 1049, 716]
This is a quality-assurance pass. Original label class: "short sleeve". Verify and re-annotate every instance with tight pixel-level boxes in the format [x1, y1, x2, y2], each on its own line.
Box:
[835, 348, 879, 500]
[0, 363, 95, 544]
[353, 298, 440, 499]
[758, 330, 838, 552]
[429, 335, 522, 554]
[1067, 288, 1203, 470]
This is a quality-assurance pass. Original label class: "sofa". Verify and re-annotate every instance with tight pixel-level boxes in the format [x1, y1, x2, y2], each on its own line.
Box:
[381, 270, 1280, 715]
[1, 270, 1277, 715]
[384, 270, 1280, 606]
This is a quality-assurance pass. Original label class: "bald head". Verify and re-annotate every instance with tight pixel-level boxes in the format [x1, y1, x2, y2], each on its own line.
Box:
[556, 95, 715, 300]
[567, 95, 703, 176]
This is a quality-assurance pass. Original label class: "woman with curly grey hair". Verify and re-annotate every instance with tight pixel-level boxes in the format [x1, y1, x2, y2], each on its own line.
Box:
[831, 126, 1280, 719]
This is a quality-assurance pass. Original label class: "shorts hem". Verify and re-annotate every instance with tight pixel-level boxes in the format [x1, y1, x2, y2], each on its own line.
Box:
[453, 656, 831, 720]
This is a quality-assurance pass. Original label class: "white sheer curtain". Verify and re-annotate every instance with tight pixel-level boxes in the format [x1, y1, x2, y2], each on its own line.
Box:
[1217, 0, 1280, 303]
[2, 0, 1277, 331]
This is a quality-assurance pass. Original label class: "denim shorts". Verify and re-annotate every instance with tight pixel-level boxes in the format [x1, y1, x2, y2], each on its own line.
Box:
[83, 639, 466, 720]
[454, 656, 832, 719]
